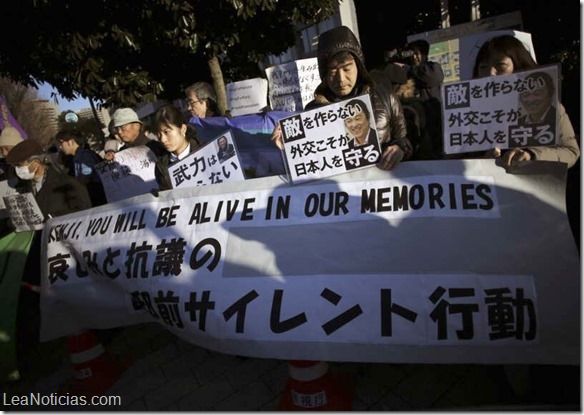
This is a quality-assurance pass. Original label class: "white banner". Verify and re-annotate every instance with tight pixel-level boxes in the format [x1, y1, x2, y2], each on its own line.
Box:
[167, 131, 245, 189]
[442, 65, 560, 155]
[40, 160, 580, 364]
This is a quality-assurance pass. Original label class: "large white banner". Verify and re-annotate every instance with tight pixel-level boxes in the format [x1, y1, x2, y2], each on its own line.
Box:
[40, 160, 580, 365]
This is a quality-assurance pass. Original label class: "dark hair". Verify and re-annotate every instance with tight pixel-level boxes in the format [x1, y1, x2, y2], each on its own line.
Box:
[344, 98, 370, 121]
[473, 35, 537, 77]
[55, 129, 84, 145]
[152, 104, 187, 134]
[405, 39, 430, 57]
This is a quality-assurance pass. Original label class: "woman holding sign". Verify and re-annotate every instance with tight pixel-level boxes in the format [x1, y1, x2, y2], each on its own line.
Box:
[153, 104, 202, 191]
[473, 35, 579, 169]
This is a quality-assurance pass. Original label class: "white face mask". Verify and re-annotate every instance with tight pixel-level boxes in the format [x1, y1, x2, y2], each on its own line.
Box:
[15, 163, 37, 181]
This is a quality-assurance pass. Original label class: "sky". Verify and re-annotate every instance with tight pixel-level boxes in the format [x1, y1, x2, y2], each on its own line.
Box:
[37, 82, 92, 113]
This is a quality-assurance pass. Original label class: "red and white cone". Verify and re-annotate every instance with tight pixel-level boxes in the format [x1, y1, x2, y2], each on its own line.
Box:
[59, 330, 131, 396]
[278, 360, 354, 411]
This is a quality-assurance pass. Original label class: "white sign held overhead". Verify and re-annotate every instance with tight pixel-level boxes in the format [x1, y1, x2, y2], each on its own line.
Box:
[265, 57, 320, 112]
[226, 78, 269, 117]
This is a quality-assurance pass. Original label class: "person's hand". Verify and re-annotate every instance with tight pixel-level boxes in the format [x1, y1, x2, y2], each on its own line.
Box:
[377, 144, 404, 170]
[502, 148, 532, 168]
[393, 62, 405, 68]
[271, 123, 284, 150]
[484, 147, 502, 158]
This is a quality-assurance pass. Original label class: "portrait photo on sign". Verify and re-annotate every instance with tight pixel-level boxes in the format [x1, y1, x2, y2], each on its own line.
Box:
[216, 135, 236, 163]
[278, 94, 381, 184]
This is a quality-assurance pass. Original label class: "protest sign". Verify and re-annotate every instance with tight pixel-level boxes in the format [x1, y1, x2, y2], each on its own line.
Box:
[3, 192, 44, 231]
[167, 131, 245, 189]
[39, 159, 579, 365]
[279, 94, 381, 184]
[226, 78, 269, 117]
[442, 65, 560, 155]
[0, 179, 21, 219]
[94, 146, 158, 203]
[265, 57, 320, 112]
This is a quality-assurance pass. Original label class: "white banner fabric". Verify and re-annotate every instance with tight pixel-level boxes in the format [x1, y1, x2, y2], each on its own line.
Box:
[40, 159, 580, 365]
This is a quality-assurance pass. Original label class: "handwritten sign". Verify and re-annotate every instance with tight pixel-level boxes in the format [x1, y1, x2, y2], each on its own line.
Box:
[94, 146, 158, 202]
[265, 57, 320, 112]
[3, 192, 44, 231]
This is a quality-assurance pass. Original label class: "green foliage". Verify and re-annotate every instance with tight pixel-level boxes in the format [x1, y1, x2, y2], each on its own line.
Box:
[0, 0, 339, 109]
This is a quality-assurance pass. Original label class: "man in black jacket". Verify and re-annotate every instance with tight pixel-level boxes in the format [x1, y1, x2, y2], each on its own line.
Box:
[273, 26, 412, 170]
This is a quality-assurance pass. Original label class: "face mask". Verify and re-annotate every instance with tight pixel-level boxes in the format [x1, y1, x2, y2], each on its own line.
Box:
[15, 163, 37, 180]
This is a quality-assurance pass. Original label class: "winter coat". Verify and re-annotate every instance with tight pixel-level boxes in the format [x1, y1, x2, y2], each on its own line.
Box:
[17, 164, 92, 218]
[521, 104, 580, 168]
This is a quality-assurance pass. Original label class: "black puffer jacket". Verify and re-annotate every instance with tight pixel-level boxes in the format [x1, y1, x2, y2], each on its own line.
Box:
[305, 25, 412, 159]
[306, 82, 413, 160]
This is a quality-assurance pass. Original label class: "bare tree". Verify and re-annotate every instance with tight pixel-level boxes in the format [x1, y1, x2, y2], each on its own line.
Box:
[0, 78, 57, 147]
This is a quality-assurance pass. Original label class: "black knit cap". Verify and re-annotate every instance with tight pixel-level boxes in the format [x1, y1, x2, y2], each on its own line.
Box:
[6, 139, 43, 165]
[317, 26, 370, 83]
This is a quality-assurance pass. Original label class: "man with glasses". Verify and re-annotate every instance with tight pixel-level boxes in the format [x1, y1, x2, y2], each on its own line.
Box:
[184, 82, 219, 119]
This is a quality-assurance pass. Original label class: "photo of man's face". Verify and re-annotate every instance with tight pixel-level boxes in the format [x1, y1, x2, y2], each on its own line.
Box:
[520, 86, 552, 119]
[344, 107, 369, 145]
[218, 136, 228, 150]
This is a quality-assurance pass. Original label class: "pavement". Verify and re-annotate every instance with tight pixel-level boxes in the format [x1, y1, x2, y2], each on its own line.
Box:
[1, 322, 580, 412]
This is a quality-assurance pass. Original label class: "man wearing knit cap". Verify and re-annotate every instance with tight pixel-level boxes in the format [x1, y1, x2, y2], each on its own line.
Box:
[272, 26, 412, 170]
[112, 108, 164, 157]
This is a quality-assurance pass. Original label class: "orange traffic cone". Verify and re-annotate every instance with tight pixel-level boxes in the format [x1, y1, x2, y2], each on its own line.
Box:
[278, 360, 354, 411]
[59, 330, 131, 396]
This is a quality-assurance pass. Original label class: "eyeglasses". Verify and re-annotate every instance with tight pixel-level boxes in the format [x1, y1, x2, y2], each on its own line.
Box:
[186, 99, 202, 108]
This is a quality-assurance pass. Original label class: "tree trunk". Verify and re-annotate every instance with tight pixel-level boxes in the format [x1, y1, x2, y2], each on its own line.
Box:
[208, 55, 227, 116]
[89, 98, 105, 142]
